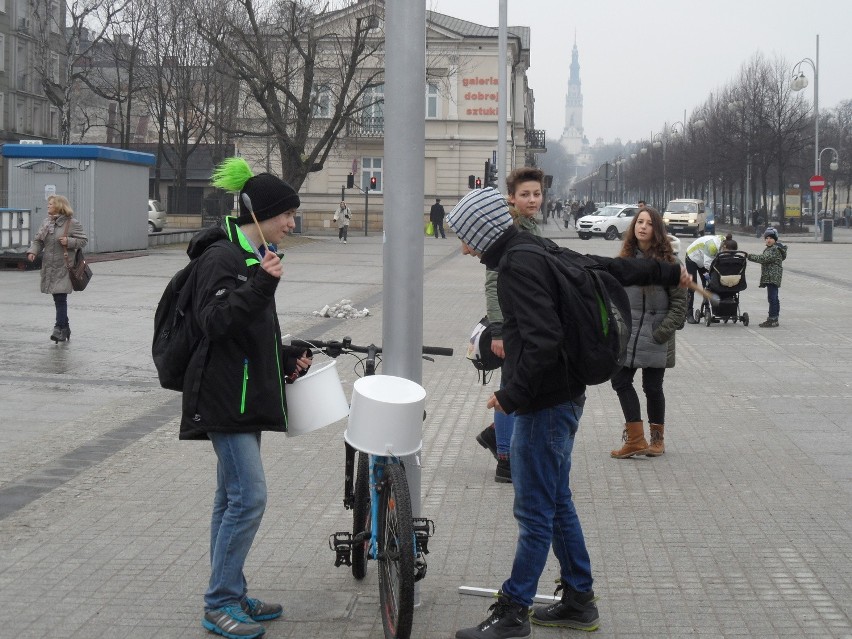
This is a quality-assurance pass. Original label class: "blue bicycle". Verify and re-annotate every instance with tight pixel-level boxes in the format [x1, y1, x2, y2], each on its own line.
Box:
[290, 337, 452, 639]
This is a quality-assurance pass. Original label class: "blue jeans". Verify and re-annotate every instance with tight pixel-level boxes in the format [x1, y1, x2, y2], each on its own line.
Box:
[766, 284, 779, 319]
[494, 378, 514, 456]
[501, 402, 593, 607]
[206, 432, 268, 611]
[53, 293, 68, 328]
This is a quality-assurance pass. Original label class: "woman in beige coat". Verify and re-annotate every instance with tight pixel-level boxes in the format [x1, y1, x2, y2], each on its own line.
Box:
[26, 195, 88, 342]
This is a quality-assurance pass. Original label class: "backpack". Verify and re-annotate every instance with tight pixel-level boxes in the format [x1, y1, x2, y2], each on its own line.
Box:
[152, 239, 246, 391]
[503, 240, 632, 386]
[152, 259, 204, 391]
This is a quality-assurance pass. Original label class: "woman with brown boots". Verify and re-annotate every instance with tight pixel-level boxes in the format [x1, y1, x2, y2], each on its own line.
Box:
[610, 207, 686, 459]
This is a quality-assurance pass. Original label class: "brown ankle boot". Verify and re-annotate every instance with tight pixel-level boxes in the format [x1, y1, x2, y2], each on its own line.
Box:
[646, 424, 665, 456]
[610, 421, 649, 458]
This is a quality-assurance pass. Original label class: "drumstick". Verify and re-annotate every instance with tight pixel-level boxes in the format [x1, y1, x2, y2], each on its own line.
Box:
[687, 281, 720, 306]
[240, 193, 270, 250]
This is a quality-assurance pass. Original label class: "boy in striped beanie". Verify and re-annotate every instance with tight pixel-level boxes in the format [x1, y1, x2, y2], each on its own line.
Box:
[445, 187, 513, 256]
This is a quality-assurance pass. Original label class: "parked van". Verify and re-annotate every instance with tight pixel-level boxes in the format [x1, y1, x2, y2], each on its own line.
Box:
[663, 198, 706, 237]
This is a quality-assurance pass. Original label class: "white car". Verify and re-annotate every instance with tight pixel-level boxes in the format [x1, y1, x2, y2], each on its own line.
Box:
[575, 204, 639, 240]
[148, 199, 167, 233]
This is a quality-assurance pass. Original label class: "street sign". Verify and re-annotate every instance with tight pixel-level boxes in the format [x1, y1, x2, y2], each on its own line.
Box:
[809, 175, 825, 192]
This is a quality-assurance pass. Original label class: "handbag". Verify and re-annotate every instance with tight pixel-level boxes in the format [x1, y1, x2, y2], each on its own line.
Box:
[62, 221, 93, 291]
[425, 221, 434, 236]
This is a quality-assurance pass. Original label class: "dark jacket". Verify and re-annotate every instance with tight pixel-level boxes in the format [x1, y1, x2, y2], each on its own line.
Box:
[482, 227, 683, 415]
[429, 202, 445, 224]
[180, 218, 304, 440]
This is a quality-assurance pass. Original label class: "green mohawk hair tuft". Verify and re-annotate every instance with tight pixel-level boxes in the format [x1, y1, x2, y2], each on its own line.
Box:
[211, 157, 254, 192]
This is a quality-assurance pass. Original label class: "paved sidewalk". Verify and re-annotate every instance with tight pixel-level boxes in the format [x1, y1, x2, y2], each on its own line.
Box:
[0, 222, 850, 638]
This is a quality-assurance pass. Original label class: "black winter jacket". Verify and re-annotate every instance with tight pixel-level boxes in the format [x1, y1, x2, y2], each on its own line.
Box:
[483, 227, 683, 415]
[180, 219, 305, 440]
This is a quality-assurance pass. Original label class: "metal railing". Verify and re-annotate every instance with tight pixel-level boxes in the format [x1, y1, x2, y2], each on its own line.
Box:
[347, 116, 384, 137]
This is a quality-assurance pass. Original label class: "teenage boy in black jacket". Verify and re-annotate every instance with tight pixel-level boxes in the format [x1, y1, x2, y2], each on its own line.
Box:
[447, 187, 690, 639]
[188, 158, 312, 639]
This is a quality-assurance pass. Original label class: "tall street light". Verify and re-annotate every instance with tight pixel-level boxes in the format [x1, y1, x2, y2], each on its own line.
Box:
[791, 34, 820, 239]
[728, 100, 751, 228]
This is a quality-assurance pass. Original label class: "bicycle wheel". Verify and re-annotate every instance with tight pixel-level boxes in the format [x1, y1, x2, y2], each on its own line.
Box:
[351, 451, 370, 580]
[377, 463, 415, 639]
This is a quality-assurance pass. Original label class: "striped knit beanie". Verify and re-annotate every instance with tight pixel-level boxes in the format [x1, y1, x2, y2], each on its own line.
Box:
[445, 188, 512, 254]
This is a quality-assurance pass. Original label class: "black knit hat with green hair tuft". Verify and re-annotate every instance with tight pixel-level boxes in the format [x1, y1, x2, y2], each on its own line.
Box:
[211, 157, 300, 224]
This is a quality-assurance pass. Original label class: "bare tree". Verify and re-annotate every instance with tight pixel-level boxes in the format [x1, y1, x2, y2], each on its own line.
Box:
[139, 0, 227, 212]
[195, 0, 385, 189]
[30, 0, 128, 144]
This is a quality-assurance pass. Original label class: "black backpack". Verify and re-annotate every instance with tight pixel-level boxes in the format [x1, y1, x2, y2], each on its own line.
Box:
[152, 259, 204, 391]
[152, 239, 246, 391]
[503, 240, 632, 386]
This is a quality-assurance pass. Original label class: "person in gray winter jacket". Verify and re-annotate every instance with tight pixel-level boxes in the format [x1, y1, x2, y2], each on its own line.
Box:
[26, 195, 88, 342]
[610, 207, 686, 459]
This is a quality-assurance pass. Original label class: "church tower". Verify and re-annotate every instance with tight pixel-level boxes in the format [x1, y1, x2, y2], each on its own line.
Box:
[560, 37, 584, 156]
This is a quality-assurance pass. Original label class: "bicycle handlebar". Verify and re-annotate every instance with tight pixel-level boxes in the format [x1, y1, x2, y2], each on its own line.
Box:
[291, 337, 453, 358]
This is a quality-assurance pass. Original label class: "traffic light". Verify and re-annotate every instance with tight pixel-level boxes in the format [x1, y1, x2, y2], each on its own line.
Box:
[468, 174, 476, 189]
[475, 177, 482, 189]
[485, 160, 498, 188]
[369, 176, 377, 190]
[347, 173, 354, 189]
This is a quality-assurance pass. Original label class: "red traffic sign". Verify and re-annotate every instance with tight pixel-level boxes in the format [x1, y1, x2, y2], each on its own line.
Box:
[809, 175, 825, 192]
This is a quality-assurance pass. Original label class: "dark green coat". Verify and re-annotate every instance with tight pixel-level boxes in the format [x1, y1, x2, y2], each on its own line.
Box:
[747, 243, 787, 287]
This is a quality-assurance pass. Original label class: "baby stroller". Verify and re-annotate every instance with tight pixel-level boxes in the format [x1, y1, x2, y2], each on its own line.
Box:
[696, 250, 749, 326]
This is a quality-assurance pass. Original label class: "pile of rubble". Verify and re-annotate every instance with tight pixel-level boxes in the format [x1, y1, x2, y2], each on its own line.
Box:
[313, 299, 370, 319]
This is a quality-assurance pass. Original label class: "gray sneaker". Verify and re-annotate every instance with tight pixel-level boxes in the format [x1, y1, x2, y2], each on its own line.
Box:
[531, 581, 599, 631]
[242, 596, 283, 621]
[203, 604, 266, 638]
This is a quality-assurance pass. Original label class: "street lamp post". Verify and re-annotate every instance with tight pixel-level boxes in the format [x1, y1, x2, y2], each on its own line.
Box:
[791, 34, 820, 239]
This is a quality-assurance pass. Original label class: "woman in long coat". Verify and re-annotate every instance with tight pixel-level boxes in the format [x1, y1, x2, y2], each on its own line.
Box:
[610, 207, 686, 458]
[26, 195, 88, 342]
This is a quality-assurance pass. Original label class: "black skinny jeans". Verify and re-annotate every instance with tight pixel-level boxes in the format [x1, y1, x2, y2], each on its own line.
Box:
[611, 366, 666, 425]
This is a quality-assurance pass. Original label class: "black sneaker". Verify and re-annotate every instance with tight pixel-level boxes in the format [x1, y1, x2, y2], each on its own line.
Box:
[495, 457, 511, 484]
[476, 424, 498, 460]
[456, 595, 530, 639]
[531, 581, 599, 631]
[202, 604, 266, 638]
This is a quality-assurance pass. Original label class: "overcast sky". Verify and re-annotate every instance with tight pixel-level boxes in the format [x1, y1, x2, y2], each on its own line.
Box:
[432, 0, 851, 145]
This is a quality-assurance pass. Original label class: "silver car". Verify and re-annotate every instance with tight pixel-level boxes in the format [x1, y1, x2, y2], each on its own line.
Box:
[148, 199, 167, 232]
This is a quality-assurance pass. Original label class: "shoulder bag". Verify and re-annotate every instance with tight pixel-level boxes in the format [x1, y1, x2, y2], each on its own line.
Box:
[62, 220, 93, 291]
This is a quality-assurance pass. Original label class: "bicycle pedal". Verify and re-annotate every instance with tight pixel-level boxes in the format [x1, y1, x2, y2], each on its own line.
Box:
[412, 518, 434, 555]
[329, 532, 353, 567]
[414, 554, 428, 582]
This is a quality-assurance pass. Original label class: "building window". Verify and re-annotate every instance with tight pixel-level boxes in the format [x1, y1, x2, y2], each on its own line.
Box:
[50, 53, 59, 84]
[361, 83, 384, 132]
[312, 85, 331, 118]
[426, 83, 440, 119]
[361, 156, 382, 192]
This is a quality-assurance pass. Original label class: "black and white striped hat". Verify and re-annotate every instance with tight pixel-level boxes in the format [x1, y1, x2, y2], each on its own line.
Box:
[445, 188, 512, 254]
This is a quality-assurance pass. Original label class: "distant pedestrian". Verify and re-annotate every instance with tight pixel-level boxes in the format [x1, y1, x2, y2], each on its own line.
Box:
[334, 201, 351, 243]
[638, 200, 647, 211]
[26, 195, 88, 343]
[430, 198, 446, 238]
[747, 227, 787, 328]
[752, 210, 763, 237]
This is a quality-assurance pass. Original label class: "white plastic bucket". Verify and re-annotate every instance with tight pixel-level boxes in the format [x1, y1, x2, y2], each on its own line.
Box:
[344, 374, 426, 456]
[285, 360, 350, 437]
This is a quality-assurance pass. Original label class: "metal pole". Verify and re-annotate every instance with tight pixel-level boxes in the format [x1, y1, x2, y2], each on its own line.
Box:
[497, 0, 507, 190]
[383, 0, 426, 602]
[364, 189, 368, 236]
[814, 34, 820, 239]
